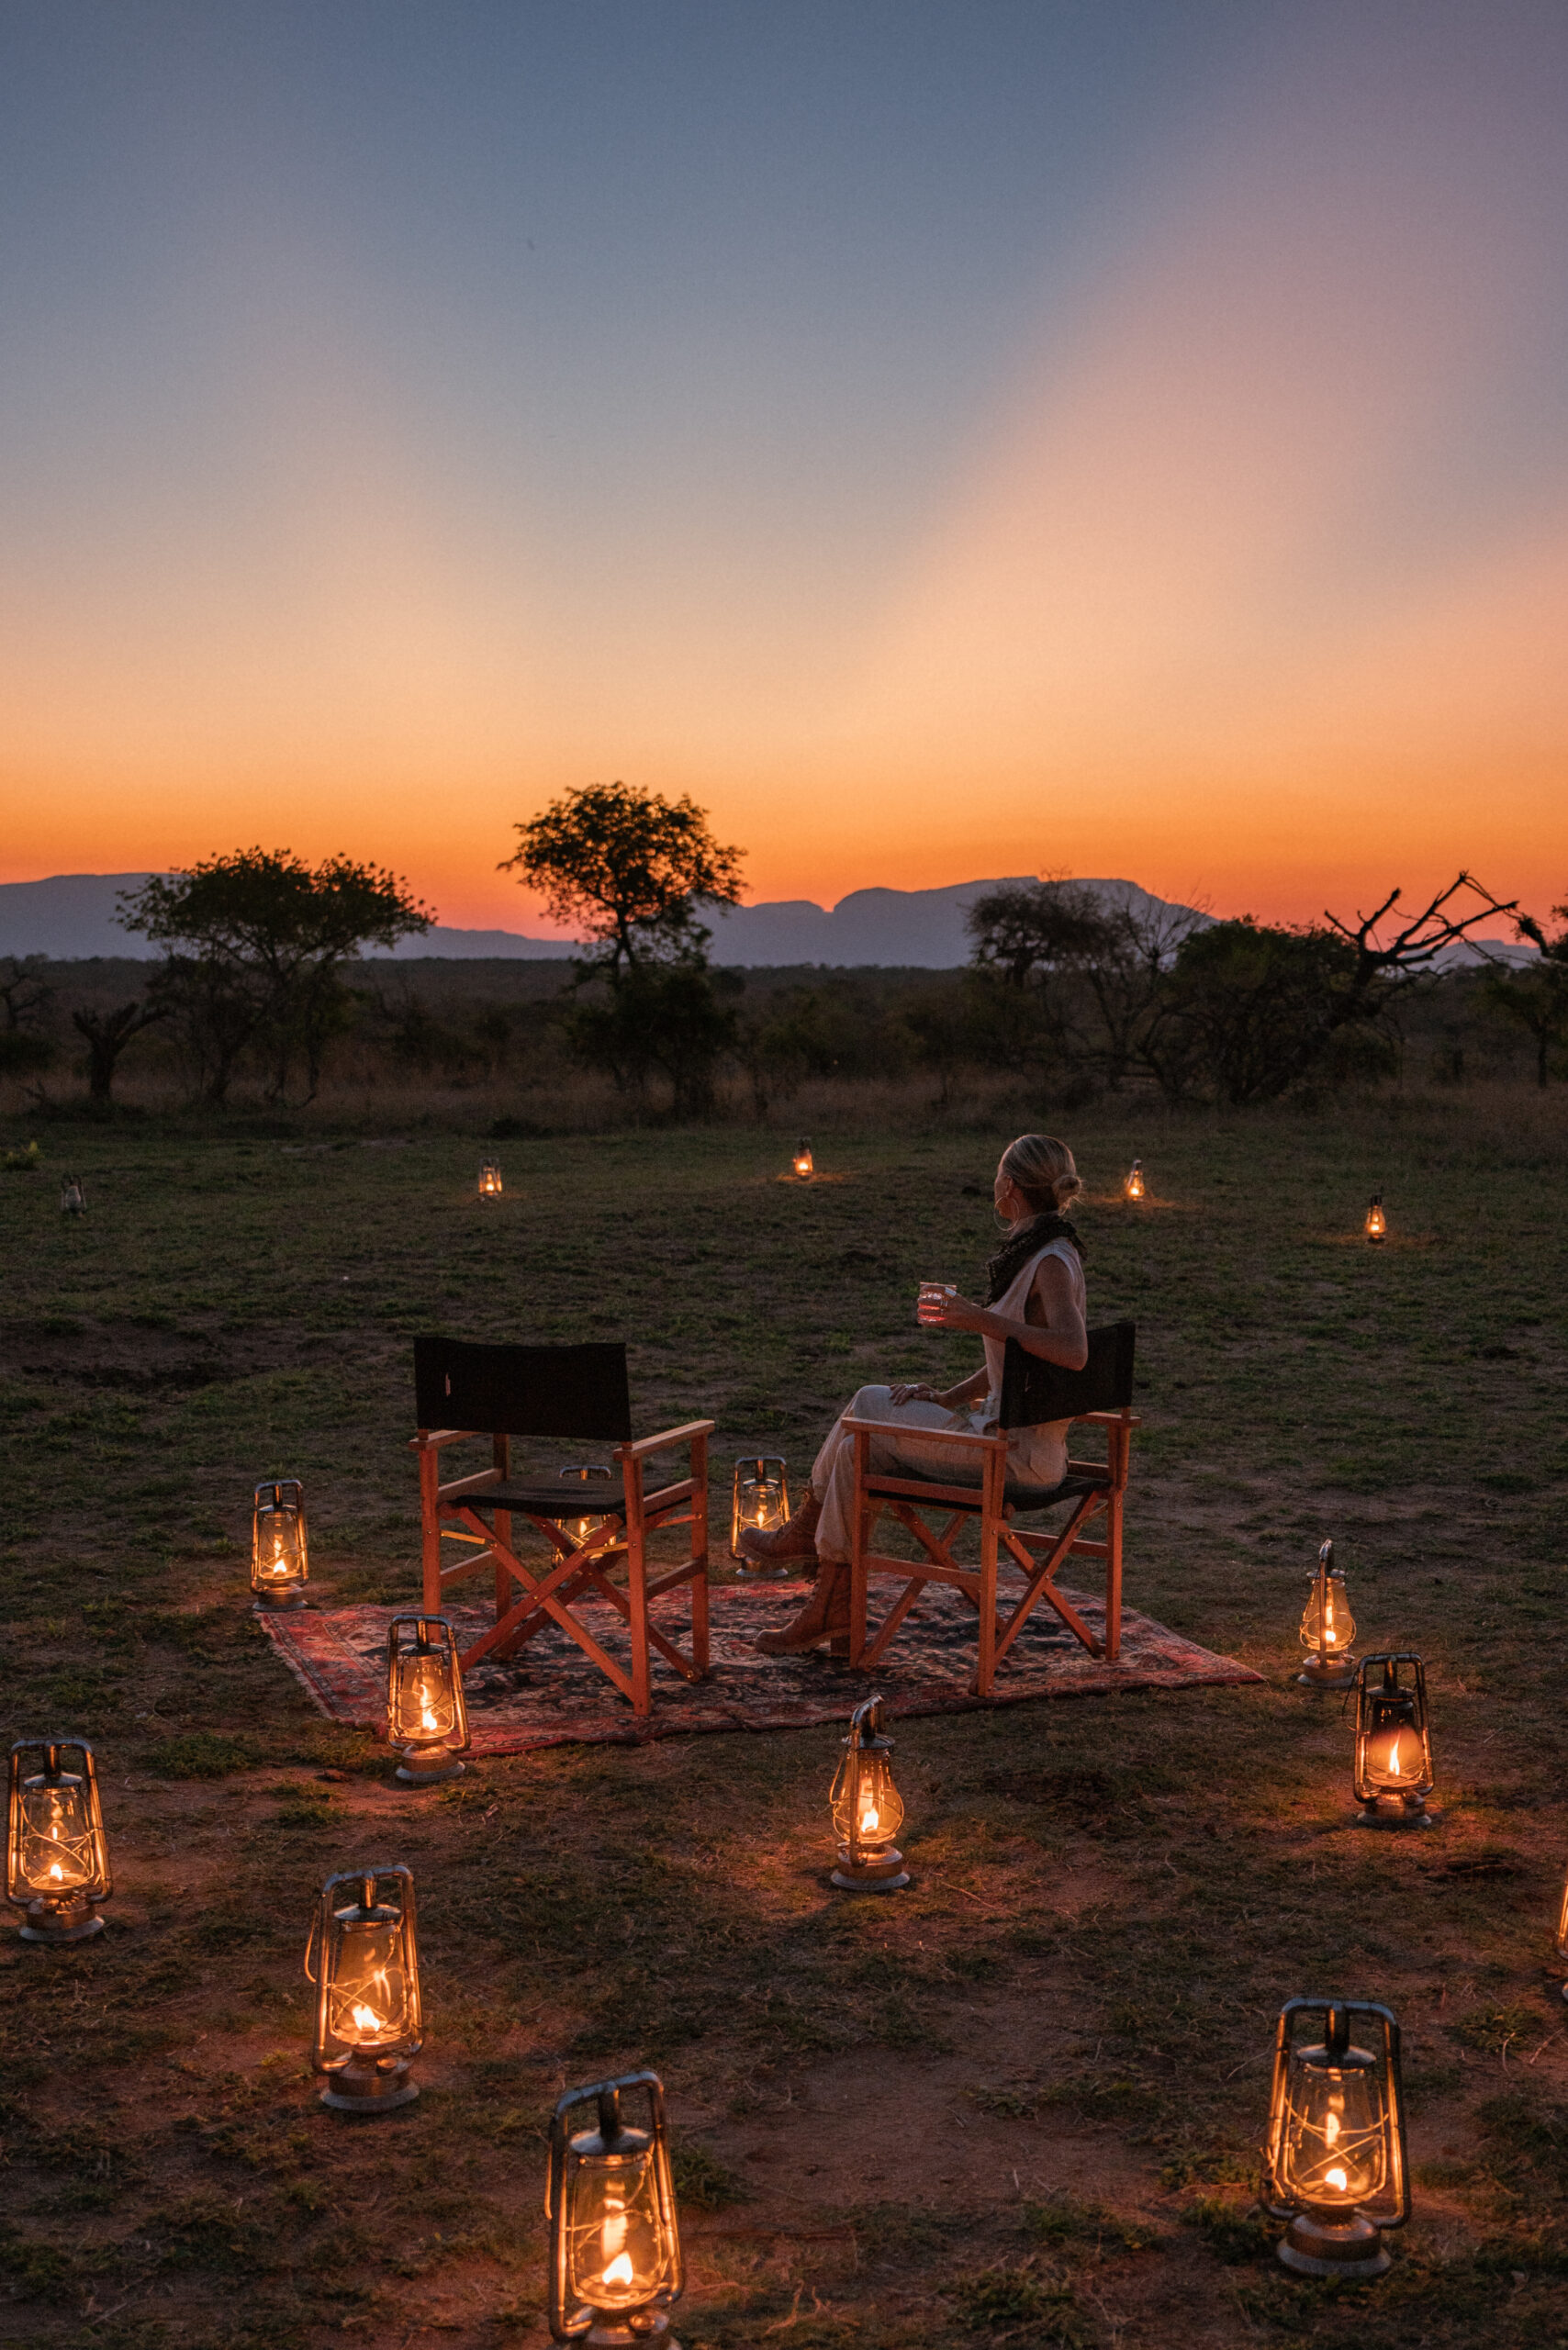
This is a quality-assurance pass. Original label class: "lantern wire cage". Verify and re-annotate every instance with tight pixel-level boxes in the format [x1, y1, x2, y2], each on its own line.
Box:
[6, 1738, 112, 1943]
[1365, 1194, 1387, 1243]
[304, 1864, 423, 2111]
[1264, 1997, 1409, 2278]
[730, 1455, 790, 1572]
[479, 1159, 504, 1197]
[791, 1137, 813, 1180]
[1296, 1538, 1356, 1688]
[1124, 1158, 1146, 1201]
[251, 1478, 309, 1610]
[1352, 1653, 1436, 1827]
[829, 1695, 910, 1892]
[386, 1613, 471, 1785]
[547, 2070, 684, 2347]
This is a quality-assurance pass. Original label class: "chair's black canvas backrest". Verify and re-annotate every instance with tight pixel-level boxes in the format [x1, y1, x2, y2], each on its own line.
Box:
[999, 1320, 1136, 1428]
[414, 1337, 633, 1441]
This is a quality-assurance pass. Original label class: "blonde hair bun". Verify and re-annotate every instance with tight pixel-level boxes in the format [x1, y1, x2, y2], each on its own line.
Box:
[1000, 1134, 1081, 1215]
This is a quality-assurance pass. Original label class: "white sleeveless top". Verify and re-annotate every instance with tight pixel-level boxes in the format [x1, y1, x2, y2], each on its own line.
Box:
[969, 1237, 1086, 1488]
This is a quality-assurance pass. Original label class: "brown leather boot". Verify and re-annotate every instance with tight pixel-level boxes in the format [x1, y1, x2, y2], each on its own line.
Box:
[754, 1563, 851, 1656]
[737, 1487, 823, 1565]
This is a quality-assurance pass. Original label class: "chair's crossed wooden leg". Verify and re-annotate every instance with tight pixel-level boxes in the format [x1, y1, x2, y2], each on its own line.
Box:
[991, 1491, 1107, 1666]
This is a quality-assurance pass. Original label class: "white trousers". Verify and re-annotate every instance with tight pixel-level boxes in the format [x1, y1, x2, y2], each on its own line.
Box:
[809, 1384, 1067, 1563]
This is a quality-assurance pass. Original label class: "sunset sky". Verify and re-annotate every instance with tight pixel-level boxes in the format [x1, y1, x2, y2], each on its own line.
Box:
[2, 1, 1565, 934]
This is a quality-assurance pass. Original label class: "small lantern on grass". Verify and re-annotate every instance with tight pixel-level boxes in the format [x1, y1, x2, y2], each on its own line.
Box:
[386, 1614, 470, 1785]
[1553, 1865, 1568, 2000]
[6, 1739, 112, 1943]
[1353, 1655, 1435, 1825]
[730, 1456, 790, 1567]
[547, 2071, 683, 2347]
[1125, 1159, 1146, 1201]
[479, 1160, 504, 1198]
[304, 1864, 422, 2111]
[829, 1695, 909, 1892]
[252, 1479, 308, 1609]
[559, 1463, 614, 1548]
[1296, 1539, 1356, 1688]
[791, 1138, 813, 1180]
[1264, 1997, 1408, 2278]
[1365, 1195, 1386, 1244]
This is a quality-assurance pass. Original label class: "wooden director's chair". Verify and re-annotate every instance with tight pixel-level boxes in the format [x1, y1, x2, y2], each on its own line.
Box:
[843, 1321, 1137, 1696]
[409, 1336, 713, 1718]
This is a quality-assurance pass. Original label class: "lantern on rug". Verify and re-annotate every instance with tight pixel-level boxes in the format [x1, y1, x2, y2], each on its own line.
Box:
[6, 1739, 112, 1943]
[792, 1138, 813, 1180]
[386, 1614, 470, 1785]
[1365, 1195, 1386, 1244]
[829, 1695, 909, 1891]
[1125, 1159, 1146, 1201]
[1296, 1539, 1356, 1688]
[304, 1864, 422, 2111]
[252, 1479, 308, 1608]
[730, 1457, 790, 1565]
[1264, 1998, 1408, 2278]
[547, 2071, 683, 2347]
[559, 1463, 615, 1549]
[1353, 1655, 1435, 1824]
[479, 1160, 504, 1198]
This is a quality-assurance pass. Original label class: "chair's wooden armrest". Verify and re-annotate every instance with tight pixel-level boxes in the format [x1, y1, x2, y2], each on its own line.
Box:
[409, 1427, 479, 1451]
[622, 1419, 716, 1460]
[842, 1415, 1005, 1452]
[1077, 1410, 1141, 1428]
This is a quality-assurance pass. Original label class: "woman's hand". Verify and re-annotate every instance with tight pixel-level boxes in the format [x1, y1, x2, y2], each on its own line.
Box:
[888, 1382, 938, 1406]
[922, 1289, 989, 1336]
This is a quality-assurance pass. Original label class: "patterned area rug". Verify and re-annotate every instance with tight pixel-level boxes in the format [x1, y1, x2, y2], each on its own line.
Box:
[261, 1579, 1261, 1751]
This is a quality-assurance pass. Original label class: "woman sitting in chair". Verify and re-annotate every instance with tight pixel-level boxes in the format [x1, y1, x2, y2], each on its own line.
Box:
[743, 1132, 1089, 1654]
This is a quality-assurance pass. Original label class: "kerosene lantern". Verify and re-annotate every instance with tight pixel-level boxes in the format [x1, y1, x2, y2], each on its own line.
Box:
[730, 1457, 790, 1568]
[1296, 1539, 1356, 1688]
[6, 1739, 112, 1943]
[547, 2071, 683, 2347]
[559, 1464, 615, 1549]
[1125, 1159, 1146, 1202]
[251, 1479, 308, 1609]
[386, 1614, 471, 1785]
[829, 1695, 909, 1891]
[304, 1864, 422, 2111]
[1353, 1655, 1435, 1825]
[1553, 1863, 1568, 2000]
[792, 1138, 813, 1180]
[479, 1160, 504, 1198]
[1264, 1998, 1409, 2278]
[1365, 1195, 1386, 1244]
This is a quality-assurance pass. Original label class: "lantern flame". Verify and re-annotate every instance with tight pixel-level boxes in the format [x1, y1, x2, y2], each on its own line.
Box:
[350, 2002, 384, 2034]
[859, 1803, 879, 1835]
[603, 2252, 634, 2287]
[1325, 2165, 1349, 2193]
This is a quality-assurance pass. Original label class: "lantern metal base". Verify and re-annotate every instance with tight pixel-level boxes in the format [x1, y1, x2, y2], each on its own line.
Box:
[1276, 2208, 1390, 2279]
[580, 2317, 678, 2347]
[1354, 1796, 1438, 1830]
[319, 2056, 419, 2113]
[394, 1744, 466, 1786]
[1295, 1655, 1356, 1690]
[17, 1898, 105, 1944]
[732, 1555, 794, 1581]
[253, 1591, 309, 1612]
[831, 1843, 910, 1893]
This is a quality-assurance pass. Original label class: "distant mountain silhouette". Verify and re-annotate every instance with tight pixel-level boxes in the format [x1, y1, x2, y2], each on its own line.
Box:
[0, 868, 1529, 971]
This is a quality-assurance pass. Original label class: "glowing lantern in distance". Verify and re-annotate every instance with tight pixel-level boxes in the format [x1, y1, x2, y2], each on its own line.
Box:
[6, 1739, 112, 1942]
[1264, 1998, 1408, 2277]
[479, 1160, 503, 1197]
[386, 1614, 470, 1785]
[730, 1456, 790, 1566]
[1125, 1160, 1146, 1201]
[1296, 1538, 1356, 1688]
[1353, 1655, 1435, 1825]
[304, 1864, 422, 2110]
[1554, 1863, 1568, 2001]
[547, 2071, 683, 2346]
[1365, 1195, 1386, 1243]
[829, 1695, 909, 1891]
[792, 1139, 813, 1180]
[252, 1479, 308, 1609]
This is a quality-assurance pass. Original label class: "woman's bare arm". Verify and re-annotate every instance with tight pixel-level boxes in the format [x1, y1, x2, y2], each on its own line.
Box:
[924, 1252, 1088, 1370]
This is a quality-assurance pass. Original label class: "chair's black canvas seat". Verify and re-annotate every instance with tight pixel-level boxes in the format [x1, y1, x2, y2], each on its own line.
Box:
[440, 1480, 628, 1518]
[868, 1462, 1110, 1513]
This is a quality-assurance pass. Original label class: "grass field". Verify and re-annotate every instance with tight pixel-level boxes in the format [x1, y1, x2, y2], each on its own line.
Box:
[1, 1090, 1566, 2350]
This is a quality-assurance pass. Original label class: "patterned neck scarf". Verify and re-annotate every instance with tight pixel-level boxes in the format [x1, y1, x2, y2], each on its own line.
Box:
[984, 1210, 1084, 1306]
